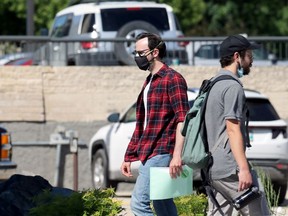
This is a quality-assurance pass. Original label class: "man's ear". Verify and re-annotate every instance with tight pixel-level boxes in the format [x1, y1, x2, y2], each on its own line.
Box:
[234, 52, 240, 61]
[153, 48, 159, 57]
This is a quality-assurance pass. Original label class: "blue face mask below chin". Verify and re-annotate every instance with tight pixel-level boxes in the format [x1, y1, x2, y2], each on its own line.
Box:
[237, 65, 244, 78]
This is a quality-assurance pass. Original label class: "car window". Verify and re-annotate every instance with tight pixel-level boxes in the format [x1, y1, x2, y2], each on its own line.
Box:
[188, 98, 280, 121]
[195, 44, 271, 60]
[195, 44, 220, 59]
[122, 103, 137, 123]
[252, 48, 269, 60]
[119, 97, 279, 123]
[246, 98, 280, 121]
[51, 13, 73, 37]
[174, 14, 182, 31]
[100, 8, 169, 31]
[81, 13, 95, 34]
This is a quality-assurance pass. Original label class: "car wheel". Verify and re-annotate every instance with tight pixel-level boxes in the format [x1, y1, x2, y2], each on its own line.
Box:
[114, 21, 159, 65]
[91, 149, 118, 189]
[273, 182, 287, 205]
[67, 58, 76, 66]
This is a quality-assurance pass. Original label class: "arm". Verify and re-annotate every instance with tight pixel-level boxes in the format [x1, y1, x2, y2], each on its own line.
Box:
[226, 119, 252, 191]
[169, 122, 185, 178]
[167, 72, 189, 178]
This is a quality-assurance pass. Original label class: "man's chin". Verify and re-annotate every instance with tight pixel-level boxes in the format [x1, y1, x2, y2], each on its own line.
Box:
[244, 67, 251, 75]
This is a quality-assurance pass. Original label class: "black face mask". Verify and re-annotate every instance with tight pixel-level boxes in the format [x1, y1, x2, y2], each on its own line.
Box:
[134, 56, 150, 71]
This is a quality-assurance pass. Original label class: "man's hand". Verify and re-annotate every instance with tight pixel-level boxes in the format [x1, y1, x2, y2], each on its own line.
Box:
[121, 161, 133, 177]
[170, 122, 185, 178]
[169, 157, 183, 179]
[238, 169, 252, 191]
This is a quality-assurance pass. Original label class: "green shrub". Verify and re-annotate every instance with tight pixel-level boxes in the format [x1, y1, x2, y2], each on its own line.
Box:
[256, 168, 280, 214]
[174, 193, 208, 216]
[29, 188, 123, 216]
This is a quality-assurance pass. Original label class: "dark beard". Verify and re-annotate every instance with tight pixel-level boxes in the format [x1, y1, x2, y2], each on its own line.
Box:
[243, 64, 251, 75]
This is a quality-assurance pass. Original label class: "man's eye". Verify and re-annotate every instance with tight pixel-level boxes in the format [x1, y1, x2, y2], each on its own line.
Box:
[133, 51, 144, 57]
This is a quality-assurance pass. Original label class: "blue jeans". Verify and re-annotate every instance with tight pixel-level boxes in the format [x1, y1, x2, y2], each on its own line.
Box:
[130, 154, 178, 216]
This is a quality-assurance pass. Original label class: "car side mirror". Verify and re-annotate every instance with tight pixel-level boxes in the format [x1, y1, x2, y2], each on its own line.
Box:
[107, 113, 120, 122]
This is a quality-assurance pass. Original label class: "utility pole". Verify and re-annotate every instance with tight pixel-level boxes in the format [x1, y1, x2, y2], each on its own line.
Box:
[26, 0, 34, 35]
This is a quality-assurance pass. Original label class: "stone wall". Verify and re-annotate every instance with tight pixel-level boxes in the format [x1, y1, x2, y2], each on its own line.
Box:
[0, 66, 287, 121]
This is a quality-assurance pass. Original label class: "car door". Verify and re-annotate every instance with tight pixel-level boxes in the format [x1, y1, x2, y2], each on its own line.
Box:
[108, 103, 140, 179]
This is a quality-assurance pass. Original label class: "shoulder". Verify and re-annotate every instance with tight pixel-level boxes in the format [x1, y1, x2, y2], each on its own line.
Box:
[212, 74, 243, 93]
[210, 78, 244, 102]
[162, 66, 185, 81]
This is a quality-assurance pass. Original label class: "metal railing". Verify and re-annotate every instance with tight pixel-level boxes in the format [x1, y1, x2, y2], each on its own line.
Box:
[1, 36, 288, 66]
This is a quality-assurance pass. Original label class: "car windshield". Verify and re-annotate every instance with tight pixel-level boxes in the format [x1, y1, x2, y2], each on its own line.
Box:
[122, 103, 137, 123]
[246, 98, 280, 121]
[101, 8, 169, 31]
[51, 13, 73, 37]
[120, 97, 279, 123]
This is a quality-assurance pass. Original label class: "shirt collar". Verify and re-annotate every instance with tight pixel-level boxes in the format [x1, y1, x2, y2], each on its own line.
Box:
[218, 69, 243, 86]
[153, 64, 168, 78]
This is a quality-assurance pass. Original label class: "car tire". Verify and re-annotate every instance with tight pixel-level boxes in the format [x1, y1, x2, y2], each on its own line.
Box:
[114, 21, 159, 65]
[273, 182, 287, 205]
[91, 149, 118, 189]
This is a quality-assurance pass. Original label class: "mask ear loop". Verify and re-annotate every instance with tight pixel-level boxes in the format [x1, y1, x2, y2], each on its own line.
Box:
[151, 41, 164, 57]
[235, 52, 242, 68]
[155, 41, 164, 49]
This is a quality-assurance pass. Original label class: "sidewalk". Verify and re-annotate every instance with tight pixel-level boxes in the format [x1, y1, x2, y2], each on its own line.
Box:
[115, 183, 134, 216]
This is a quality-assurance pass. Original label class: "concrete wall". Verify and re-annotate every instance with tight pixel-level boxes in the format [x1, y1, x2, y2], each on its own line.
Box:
[0, 66, 287, 121]
[1, 65, 288, 190]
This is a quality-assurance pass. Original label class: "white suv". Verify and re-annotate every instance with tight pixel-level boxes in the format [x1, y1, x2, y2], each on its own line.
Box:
[39, 1, 188, 66]
[88, 88, 288, 204]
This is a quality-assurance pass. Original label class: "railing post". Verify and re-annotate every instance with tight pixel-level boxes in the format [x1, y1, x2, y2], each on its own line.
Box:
[50, 127, 79, 190]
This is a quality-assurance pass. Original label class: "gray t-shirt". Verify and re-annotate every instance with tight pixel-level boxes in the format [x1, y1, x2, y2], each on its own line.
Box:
[205, 69, 247, 179]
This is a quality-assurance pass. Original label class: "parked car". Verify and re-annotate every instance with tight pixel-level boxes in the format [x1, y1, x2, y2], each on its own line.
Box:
[186, 42, 281, 66]
[34, 1, 188, 66]
[88, 88, 288, 204]
[0, 52, 33, 66]
[0, 127, 17, 181]
[4, 57, 33, 66]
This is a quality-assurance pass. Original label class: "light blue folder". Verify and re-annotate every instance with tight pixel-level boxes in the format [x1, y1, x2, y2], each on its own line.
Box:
[150, 165, 193, 200]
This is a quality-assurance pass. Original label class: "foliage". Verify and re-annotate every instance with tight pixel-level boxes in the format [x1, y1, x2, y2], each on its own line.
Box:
[159, 0, 206, 34]
[0, 0, 69, 35]
[256, 168, 279, 215]
[191, 0, 288, 36]
[29, 188, 123, 216]
[174, 193, 208, 216]
[1, 0, 288, 36]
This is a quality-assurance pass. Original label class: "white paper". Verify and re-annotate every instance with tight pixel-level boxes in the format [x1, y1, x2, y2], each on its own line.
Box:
[150, 165, 193, 200]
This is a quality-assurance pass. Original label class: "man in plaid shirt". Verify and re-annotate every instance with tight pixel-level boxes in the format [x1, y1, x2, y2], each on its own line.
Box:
[121, 32, 189, 215]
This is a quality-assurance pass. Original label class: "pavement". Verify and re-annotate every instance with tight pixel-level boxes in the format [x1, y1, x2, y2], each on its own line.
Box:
[115, 183, 134, 216]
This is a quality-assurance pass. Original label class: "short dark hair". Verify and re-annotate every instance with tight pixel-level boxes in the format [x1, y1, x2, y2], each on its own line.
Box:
[219, 50, 246, 67]
[135, 32, 166, 59]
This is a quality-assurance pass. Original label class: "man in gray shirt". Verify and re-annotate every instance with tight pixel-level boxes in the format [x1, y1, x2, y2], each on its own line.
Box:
[205, 35, 270, 215]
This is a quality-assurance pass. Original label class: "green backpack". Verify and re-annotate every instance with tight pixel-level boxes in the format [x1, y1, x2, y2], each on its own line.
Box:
[181, 75, 239, 169]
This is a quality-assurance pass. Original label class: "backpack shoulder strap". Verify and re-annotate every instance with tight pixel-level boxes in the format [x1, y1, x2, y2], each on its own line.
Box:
[208, 75, 240, 91]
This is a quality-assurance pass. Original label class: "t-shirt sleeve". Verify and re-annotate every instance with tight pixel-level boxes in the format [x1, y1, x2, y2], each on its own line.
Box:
[223, 84, 245, 121]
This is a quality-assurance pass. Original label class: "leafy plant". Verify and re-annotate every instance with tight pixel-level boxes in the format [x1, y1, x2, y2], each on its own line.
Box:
[174, 193, 208, 216]
[29, 188, 123, 216]
[256, 168, 280, 214]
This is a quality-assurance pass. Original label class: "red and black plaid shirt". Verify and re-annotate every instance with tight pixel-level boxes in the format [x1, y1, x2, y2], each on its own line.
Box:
[124, 64, 189, 163]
